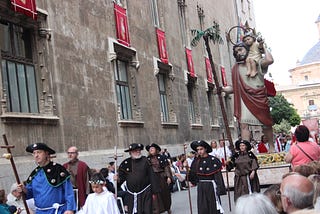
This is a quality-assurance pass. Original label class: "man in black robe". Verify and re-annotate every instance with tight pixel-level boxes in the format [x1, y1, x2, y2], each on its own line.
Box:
[189, 140, 226, 214]
[117, 143, 160, 214]
[146, 143, 173, 214]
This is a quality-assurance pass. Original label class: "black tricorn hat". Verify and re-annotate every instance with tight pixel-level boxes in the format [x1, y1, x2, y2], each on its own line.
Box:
[26, 142, 56, 155]
[235, 139, 252, 151]
[124, 143, 144, 152]
[146, 143, 161, 152]
[190, 140, 212, 153]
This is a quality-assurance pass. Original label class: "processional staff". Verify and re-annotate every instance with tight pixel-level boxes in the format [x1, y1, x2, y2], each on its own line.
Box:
[222, 133, 232, 212]
[183, 143, 193, 214]
[109, 145, 123, 197]
[1, 134, 30, 214]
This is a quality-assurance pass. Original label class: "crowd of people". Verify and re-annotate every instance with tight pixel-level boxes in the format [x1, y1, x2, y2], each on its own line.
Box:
[0, 124, 320, 213]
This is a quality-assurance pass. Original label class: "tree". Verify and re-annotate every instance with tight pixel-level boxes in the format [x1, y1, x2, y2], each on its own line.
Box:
[273, 119, 291, 134]
[269, 94, 301, 126]
[190, 21, 235, 150]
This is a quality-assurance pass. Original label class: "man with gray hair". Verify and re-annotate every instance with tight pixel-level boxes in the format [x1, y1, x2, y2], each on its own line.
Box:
[63, 146, 90, 209]
[280, 174, 314, 213]
[7, 183, 35, 214]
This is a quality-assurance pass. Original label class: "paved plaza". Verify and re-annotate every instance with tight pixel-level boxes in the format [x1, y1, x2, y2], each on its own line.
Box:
[171, 186, 236, 214]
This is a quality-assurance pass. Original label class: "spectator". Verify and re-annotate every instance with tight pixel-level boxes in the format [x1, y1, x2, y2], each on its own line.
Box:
[285, 125, 320, 171]
[7, 183, 34, 214]
[216, 139, 232, 166]
[186, 151, 196, 167]
[264, 184, 285, 214]
[175, 154, 186, 173]
[167, 159, 187, 191]
[0, 189, 13, 214]
[209, 140, 219, 157]
[280, 174, 314, 213]
[308, 174, 320, 207]
[290, 209, 318, 214]
[162, 148, 171, 159]
[294, 164, 317, 177]
[63, 146, 90, 209]
[274, 134, 284, 153]
[235, 193, 278, 214]
[257, 135, 269, 154]
[285, 135, 293, 152]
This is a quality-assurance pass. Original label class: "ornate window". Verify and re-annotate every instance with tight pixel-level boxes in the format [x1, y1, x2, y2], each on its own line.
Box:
[108, 38, 142, 127]
[153, 58, 177, 127]
[0, 22, 38, 113]
[158, 72, 169, 122]
[115, 59, 132, 120]
[150, 0, 160, 27]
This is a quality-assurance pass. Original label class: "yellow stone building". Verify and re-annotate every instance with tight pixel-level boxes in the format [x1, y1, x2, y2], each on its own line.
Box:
[277, 14, 320, 124]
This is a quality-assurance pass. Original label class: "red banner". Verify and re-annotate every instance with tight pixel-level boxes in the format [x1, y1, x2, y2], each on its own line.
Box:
[114, 3, 130, 47]
[11, 0, 37, 20]
[156, 28, 168, 64]
[220, 65, 227, 87]
[185, 48, 195, 77]
[205, 57, 213, 83]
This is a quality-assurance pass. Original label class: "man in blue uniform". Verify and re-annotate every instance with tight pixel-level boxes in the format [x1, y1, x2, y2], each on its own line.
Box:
[22, 143, 76, 214]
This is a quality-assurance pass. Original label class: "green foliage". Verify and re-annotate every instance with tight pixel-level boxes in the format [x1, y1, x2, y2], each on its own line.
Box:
[273, 119, 291, 134]
[191, 21, 223, 47]
[289, 110, 301, 126]
[269, 94, 301, 126]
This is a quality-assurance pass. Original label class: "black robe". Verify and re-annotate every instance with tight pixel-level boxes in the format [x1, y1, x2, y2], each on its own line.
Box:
[147, 154, 173, 213]
[189, 155, 226, 214]
[119, 156, 160, 214]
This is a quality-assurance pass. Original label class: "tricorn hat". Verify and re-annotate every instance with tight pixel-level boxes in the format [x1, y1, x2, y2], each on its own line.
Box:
[26, 142, 56, 155]
[124, 143, 144, 152]
[146, 143, 161, 152]
[235, 139, 252, 151]
[190, 140, 212, 153]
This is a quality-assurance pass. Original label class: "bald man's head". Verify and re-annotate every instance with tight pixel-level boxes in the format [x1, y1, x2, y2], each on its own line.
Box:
[280, 174, 314, 213]
[67, 146, 79, 162]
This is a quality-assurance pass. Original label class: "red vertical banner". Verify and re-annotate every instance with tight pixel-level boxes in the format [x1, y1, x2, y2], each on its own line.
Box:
[114, 3, 130, 47]
[185, 48, 195, 77]
[11, 0, 37, 20]
[156, 28, 168, 64]
[220, 65, 227, 87]
[205, 57, 213, 83]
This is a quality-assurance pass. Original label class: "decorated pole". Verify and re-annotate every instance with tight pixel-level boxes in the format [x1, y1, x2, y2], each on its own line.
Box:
[183, 143, 193, 214]
[1, 134, 30, 214]
[222, 133, 232, 212]
[203, 35, 234, 152]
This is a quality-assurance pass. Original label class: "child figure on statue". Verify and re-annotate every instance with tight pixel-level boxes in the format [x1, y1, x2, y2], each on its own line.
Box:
[242, 32, 265, 77]
[78, 172, 120, 214]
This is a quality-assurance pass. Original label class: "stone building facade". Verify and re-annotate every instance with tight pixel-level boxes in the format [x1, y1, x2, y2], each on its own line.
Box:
[0, 0, 257, 189]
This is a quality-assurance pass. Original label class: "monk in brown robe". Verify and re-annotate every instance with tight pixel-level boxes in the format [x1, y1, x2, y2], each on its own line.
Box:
[146, 143, 173, 214]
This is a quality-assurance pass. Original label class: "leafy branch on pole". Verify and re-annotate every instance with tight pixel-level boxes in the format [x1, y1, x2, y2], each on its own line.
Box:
[191, 21, 234, 151]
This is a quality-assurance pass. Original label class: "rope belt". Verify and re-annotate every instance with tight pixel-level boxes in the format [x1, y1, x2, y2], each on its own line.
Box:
[246, 175, 253, 194]
[36, 203, 65, 214]
[199, 180, 224, 213]
[127, 184, 151, 214]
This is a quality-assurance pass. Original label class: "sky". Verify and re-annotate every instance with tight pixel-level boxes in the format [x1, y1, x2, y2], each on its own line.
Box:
[253, 0, 320, 85]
